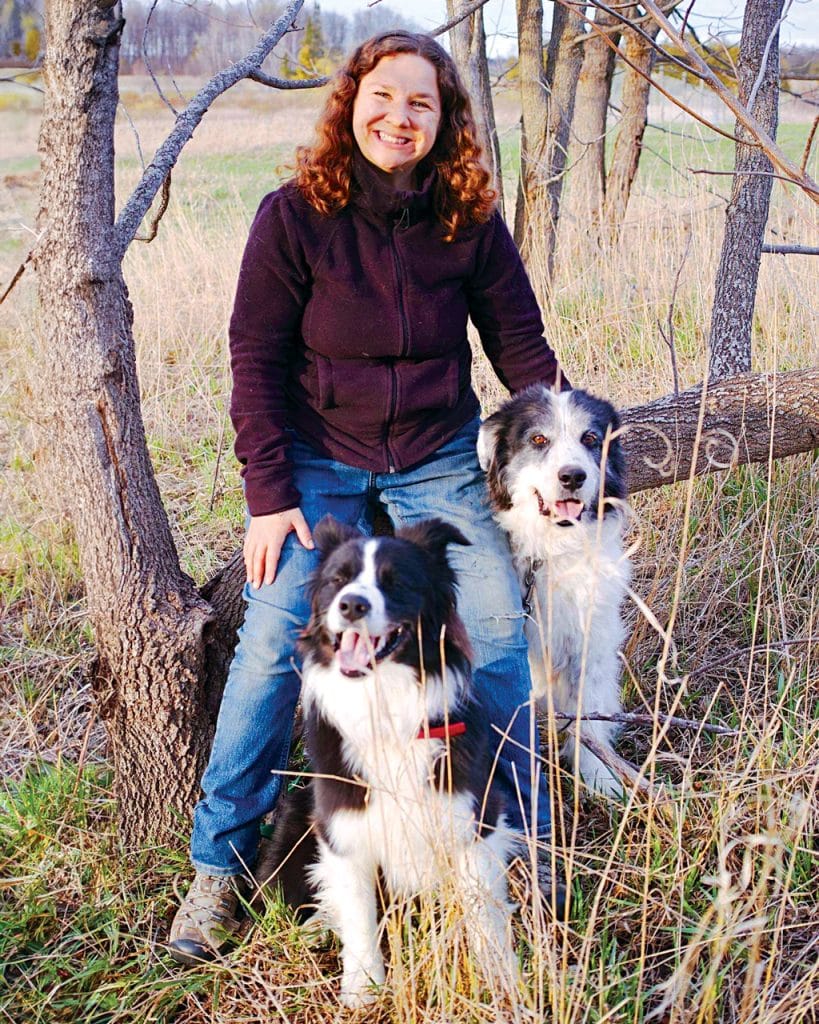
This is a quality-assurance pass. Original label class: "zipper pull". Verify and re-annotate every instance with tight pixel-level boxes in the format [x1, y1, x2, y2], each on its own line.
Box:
[396, 207, 410, 230]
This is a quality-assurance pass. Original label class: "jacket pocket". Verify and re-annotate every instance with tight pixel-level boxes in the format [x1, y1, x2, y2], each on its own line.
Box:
[394, 355, 460, 419]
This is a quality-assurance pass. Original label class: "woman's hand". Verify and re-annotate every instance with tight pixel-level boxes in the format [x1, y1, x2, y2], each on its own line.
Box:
[244, 509, 314, 588]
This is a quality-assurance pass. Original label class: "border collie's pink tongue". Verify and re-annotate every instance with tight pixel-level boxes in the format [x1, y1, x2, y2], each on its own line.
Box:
[554, 500, 583, 520]
[337, 629, 377, 672]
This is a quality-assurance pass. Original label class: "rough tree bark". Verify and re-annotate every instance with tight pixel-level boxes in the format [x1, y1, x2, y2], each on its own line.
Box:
[568, 4, 620, 222]
[514, 0, 586, 277]
[32, 0, 306, 848]
[619, 368, 819, 493]
[707, 0, 786, 381]
[446, 0, 504, 214]
[604, 8, 662, 234]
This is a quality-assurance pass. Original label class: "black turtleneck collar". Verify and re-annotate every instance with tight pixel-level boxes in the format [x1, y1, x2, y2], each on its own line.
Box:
[350, 146, 437, 225]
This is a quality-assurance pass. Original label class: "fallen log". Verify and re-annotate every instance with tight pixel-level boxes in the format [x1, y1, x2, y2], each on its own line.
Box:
[619, 368, 819, 494]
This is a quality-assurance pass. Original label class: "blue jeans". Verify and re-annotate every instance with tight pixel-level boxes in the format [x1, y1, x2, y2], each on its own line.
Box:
[191, 417, 550, 875]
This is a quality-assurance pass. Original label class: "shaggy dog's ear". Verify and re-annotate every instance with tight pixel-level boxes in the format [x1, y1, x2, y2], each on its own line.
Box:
[476, 417, 500, 472]
[397, 518, 470, 565]
[477, 413, 513, 512]
[312, 515, 360, 559]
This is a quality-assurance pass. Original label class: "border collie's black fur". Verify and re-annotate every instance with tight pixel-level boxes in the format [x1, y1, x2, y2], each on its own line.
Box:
[255, 517, 516, 1007]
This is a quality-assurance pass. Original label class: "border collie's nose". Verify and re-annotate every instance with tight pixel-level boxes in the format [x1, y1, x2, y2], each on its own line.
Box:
[338, 593, 371, 622]
[558, 465, 587, 491]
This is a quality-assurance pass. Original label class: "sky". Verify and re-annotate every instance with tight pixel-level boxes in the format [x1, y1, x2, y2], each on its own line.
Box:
[317, 0, 819, 56]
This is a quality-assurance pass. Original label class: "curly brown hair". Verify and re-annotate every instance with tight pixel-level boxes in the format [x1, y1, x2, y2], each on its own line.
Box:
[293, 31, 496, 241]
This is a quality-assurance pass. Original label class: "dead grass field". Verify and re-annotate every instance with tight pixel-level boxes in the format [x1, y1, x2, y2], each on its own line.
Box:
[0, 73, 817, 1023]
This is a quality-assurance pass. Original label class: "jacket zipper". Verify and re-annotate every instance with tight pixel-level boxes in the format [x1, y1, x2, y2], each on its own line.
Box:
[385, 208, 410, 472]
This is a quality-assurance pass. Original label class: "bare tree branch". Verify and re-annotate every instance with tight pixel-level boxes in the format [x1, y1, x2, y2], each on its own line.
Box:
[249, 68, 329, 89]
[114, 0, 307, 255]
[429, 0, 491, 38]
[761, 244, 819, 255]
[638, 0, 819, 203]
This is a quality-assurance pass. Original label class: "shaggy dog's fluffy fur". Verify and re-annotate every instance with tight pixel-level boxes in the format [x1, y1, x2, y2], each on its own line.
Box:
[478, 386, 631, 797]
[256, 516, 516, 1007]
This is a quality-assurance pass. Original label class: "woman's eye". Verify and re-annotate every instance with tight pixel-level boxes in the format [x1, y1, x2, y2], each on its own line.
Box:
[531, 434, 548, 447]
[582, 431, 600, 448]
[411, 100, 430, 109]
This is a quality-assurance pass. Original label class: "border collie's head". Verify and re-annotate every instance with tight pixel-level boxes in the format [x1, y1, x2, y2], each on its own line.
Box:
[477, 386, 627, 528]
[301, 517, 472, 678]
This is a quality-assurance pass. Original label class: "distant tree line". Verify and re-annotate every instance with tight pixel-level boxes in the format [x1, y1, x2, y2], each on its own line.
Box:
[115, 1, 420, 78]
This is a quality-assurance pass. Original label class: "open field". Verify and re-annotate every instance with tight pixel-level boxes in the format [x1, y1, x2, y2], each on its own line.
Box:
[1, 72, 818, 1023]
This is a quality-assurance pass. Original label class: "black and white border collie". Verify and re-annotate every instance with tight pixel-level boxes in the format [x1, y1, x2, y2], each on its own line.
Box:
[256, 516, 516, 1008]
[477, 386, 631, 798]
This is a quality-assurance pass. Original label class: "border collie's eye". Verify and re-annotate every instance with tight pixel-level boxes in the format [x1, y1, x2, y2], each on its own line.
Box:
[581, 431, 600, 448]
[379, 568, 395, 589]
[531, 433, 548, 447]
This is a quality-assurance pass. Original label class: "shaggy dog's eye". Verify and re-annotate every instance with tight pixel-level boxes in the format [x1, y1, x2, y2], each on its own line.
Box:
[530, 433, 549, 447]
[581, 431, 600, 448]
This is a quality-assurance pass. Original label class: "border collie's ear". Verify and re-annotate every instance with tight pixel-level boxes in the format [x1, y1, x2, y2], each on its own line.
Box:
[312, 515, 360, 558]
[397, 518, 471, 562]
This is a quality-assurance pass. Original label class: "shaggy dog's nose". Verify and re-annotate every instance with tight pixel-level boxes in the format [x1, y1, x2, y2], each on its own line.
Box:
[558, 465, 587, 491]
[338, 593, 371, 621]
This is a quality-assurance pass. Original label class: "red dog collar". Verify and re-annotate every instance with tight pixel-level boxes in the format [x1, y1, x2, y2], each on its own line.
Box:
[417, 721, 466, 740]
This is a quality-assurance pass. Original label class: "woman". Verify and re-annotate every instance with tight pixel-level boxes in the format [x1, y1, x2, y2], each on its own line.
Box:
[169, 29, 568, 964]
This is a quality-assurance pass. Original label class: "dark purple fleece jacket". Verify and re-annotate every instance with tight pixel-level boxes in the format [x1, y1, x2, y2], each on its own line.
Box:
[229, 156, 565, 516]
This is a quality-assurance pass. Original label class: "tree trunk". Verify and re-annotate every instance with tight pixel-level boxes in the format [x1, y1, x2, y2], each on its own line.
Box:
[515, 0, 586, 277]
[604, 10, 661, 234]
[568, 5, 620, 222]
[707, 0, 785, 381]
[514, 0, 547, 250]
[620, 368, 819, 493]
[33, 0, 215, 848]
[446, 0, 504, 215]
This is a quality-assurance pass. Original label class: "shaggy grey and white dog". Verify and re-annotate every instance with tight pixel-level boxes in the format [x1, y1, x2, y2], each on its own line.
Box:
[478, 386, 631, 797]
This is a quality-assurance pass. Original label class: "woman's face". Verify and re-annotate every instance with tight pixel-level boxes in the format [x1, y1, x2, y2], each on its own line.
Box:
[352, 53, 441, 190]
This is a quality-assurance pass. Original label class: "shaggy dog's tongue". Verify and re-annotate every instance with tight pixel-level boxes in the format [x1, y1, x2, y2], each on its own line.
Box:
[554, 499, 584, 521]
[337, 629, 378, 672]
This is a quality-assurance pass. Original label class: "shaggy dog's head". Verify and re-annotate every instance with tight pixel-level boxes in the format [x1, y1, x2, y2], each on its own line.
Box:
[477, 386, 627, 528]
[300, 517, 472, 678]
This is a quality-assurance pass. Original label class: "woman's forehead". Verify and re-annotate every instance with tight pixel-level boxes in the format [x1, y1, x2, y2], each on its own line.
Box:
[362, 53, 440, 97]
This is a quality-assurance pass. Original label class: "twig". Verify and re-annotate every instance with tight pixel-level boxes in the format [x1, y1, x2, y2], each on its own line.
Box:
[687, 637, 818, 677]
[689, 167, 819, 194]
[550, 711, 738, 736]
[656, 231, 691, 396]
[0, 250, 33, 306]
[746, 0, 792, 113]
[800, 113, 819, 176]
[135, 170, 172, 243]
[143, 0, 178, 116]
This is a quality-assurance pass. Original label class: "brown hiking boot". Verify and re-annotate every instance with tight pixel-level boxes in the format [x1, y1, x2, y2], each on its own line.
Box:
[167, 873, 244, 964]
[508, 851, 569, 919]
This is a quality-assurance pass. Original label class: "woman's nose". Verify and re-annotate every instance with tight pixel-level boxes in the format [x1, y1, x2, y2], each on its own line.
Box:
[386, 102, 412, 126]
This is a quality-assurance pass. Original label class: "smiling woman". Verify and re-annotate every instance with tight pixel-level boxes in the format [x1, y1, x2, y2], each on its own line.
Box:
[168, 28, 569, 970]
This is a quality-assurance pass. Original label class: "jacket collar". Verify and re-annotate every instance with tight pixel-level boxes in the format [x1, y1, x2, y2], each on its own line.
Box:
[350, 146, 437, 226]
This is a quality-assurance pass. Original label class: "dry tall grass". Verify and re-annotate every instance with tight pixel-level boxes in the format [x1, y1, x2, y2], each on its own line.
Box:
[0, 80, 817, 1022]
